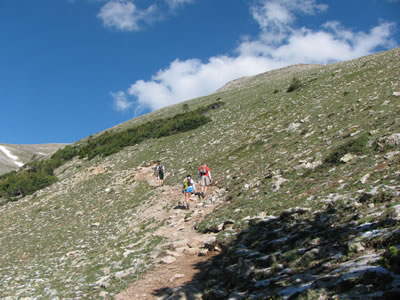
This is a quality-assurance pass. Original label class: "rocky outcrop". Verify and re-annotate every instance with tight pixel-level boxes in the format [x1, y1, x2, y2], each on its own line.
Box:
[197, 196, 400, 299]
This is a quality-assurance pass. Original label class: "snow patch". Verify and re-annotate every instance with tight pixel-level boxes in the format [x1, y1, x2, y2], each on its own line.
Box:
[0, 146, 24, 167]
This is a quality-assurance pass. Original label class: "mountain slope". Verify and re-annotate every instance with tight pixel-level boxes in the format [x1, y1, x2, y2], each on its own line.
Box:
[0, 143, 67, 175]
[0, 48, 399, 299]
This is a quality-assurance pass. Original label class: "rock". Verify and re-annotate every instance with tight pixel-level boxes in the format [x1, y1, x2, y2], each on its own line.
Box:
[183, 247, 201, 256]
[287, 122, 301, 132]
[169, 273, 185, 283]
[228, 292, 246, 299]
[169, 239, 189, 250]
[114, 268, 135, 280]
[384, 133, 400, 147]
[304, 248, 320, 260]
[223, 220, 234, 230]
[393, 91, 400, 97]
[96, 276, 111, 288]
[205, 287, 228, 299]
[388, 205, 400, 221]
[272, 175, 288, 191]
[359, 173, 370, 184]
[160, 256, 177, 264]
[309, 238, 321, 246]
[99, 291, 109, 298]
[340, 153, 356, 163]
[204, 236, 217, 250]
[199, 249, 209, 256]
[384, 151, 400, 161]
[348, 241, 365, 253]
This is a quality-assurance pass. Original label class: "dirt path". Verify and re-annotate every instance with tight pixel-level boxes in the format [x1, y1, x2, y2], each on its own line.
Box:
[115, 165, 222, 300]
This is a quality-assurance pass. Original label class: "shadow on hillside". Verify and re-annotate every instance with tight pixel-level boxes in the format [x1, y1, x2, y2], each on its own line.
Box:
[151, 203, 399, 299]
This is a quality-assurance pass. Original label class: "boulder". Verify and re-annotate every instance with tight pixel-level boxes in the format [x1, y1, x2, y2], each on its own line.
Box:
[384, 133, 400, 147]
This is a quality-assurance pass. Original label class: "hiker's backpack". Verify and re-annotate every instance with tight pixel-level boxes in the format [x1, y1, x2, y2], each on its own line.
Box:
[184, 178, 192, 190]
[158, 165, 164, 176]
[200, 165, 207, 175]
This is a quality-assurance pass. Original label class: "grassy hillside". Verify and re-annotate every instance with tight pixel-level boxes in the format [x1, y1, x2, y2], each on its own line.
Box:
[0, 48, 399, 299]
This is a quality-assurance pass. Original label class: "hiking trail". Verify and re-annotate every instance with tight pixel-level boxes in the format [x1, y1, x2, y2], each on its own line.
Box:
[115, 164, 224, 299]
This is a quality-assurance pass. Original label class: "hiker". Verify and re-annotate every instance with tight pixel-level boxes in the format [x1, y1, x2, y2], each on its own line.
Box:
[156, 161, 165, 186]
[197, 163, 211, 198]
[182, 175, 195, 209]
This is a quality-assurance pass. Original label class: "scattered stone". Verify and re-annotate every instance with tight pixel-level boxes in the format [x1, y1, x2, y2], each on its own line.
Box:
[388, 205, 400, 221]
[169, 273, 185, 283]
[204, 236, 218, 250]
[384, 133, 400, 147]
[272, 175, 288, 191]
[160, 256, 177, 264]
[348, 242, 365, 253]
[340, 153, 356, 163]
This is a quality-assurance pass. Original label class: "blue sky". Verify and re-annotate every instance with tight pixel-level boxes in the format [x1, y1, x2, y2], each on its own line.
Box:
[1, 0, 399, 144]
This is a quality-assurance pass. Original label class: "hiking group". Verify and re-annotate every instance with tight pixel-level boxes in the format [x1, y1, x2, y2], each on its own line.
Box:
[182, 163, 212, 210]
[154, 161, 212, 210]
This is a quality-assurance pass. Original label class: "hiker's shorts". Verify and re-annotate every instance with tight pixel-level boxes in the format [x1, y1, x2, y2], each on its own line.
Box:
[158, 172, 164, 180]
[185, 186, 194, 193]
[200, 175, 210, 186]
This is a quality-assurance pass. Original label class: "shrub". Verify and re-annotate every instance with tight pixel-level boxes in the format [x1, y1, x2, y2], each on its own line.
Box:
[381, 246, 400, 273]
[287, 77, 302, 93]
[324, 133, 370, 165]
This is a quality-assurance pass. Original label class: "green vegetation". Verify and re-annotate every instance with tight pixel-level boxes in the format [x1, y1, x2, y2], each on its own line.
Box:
[286, 76, 302, 92]
[381, 246, 400, 273]
[78, 109, 211, 160]
[0, 102, 224, 202]
[323, 133, 370, 165]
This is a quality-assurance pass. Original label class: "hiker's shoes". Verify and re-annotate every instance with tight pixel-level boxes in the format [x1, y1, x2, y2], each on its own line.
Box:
[201, 192, 205, 199]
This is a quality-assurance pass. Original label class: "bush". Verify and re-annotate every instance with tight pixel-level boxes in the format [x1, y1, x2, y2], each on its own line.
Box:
[0, 169, 57, 200]
[324, 133, 370, 165]
[77, 103, 217, 160]
[381, 246, 400, 273]
[287, 77, 302, 93]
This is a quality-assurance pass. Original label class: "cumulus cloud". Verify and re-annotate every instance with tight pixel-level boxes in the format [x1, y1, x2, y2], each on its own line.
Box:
[126, 56, 280, 111]
[250, 0, 328, 41]
[111, 91, 133, 112]
[112, 0, 398, 114]
[97, 0, 158, 31]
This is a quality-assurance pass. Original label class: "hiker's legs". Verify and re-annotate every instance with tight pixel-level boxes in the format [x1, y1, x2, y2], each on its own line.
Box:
[200, 176, 210, 197]
[185, 192, 191, 208]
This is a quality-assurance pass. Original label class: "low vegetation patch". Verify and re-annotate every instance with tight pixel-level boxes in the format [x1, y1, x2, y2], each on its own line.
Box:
[286, 76, 302, 93]
[323, 133, 370, 165]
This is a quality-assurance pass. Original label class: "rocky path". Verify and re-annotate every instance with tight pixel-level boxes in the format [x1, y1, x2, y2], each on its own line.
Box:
[115, 165, 224, 299]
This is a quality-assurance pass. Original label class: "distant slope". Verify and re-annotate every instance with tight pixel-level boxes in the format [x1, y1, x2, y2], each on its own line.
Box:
[0, 143, 68, 175]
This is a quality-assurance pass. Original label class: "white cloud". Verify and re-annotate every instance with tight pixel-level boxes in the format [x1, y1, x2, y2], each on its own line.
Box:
[126, 56, 279, 111]
[112, 0, 398, 114]
[250, 0, 328, 37]
[165, 0, 195, 11]
[111, 91, 133, 111]
[97, 1, 159, 31]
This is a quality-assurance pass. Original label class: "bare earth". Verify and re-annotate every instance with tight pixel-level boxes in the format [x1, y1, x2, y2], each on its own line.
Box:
[115, 165, 220, 300]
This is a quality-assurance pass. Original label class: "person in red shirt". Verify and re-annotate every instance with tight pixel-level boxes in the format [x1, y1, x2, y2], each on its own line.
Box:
[197, 163, 211, 198]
